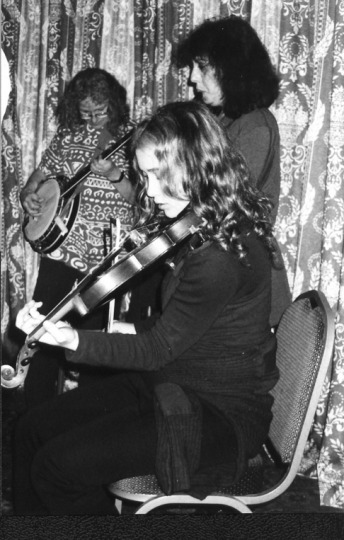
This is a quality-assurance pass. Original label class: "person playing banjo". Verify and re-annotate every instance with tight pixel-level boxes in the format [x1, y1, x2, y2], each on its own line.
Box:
[19, 68, 138, 406]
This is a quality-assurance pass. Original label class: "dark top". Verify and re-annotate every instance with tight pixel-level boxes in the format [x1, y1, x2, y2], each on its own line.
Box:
[70, 233, 273, 371]
[221, 108, 281, 223]
[221, 108, 291, 326]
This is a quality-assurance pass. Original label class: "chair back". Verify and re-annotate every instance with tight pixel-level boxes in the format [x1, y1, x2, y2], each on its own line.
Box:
[269, 290, 334, 465]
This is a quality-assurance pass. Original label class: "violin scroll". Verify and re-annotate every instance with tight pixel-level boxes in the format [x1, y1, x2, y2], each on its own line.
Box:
[1, 363, 27, 389]
[1, 343, 38, 389]
[1, 365, 25, 389]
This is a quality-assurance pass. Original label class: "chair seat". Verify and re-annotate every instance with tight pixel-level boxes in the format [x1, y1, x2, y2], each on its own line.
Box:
[109, 453, 264, 505]
[110, 474, 164, 503]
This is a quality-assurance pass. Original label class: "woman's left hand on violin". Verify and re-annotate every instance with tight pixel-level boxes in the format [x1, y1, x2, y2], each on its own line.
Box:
[16, 301, 80, 351]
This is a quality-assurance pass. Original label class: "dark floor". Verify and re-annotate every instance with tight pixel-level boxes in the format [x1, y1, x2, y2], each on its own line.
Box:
[2, 387, 343, 516]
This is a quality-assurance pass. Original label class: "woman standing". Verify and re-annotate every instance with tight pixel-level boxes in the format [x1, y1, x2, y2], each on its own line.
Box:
[177, 16, 291, 326]
[14, 101, 279, 515]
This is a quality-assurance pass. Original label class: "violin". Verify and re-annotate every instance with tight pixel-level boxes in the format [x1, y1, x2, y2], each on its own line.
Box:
[1, 211, 201, 389]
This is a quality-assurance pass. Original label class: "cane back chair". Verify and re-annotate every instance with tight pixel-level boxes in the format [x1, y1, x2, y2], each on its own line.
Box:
[108, 290, 335, 514]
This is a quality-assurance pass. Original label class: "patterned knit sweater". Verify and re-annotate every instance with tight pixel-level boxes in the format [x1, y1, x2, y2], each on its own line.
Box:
[39, 121, 135, 273]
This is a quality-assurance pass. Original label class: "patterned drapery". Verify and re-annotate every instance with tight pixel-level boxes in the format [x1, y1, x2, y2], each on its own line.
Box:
[273, 0, 344, 509]
[1, 0, 343, 509]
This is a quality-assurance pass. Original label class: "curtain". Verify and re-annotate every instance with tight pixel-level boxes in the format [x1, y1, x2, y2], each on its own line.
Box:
[272, 0, 344, 509]
[1, 0, 343, 509]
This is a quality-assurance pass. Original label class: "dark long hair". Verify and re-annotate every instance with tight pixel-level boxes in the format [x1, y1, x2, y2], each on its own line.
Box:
[55, 68, 129, 134]
[131, 101, 278, 265]
[176, 16, 280, 119]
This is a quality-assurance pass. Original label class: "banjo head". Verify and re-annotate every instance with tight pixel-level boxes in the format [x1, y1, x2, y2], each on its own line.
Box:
[24, 179, 61, 241]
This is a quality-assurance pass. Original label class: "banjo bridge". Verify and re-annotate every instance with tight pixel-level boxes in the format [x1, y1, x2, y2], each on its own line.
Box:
[54, 216, 68, 235]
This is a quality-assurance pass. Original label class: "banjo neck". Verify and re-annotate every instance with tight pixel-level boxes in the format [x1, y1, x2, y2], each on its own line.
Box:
[61, 128, 134, 198]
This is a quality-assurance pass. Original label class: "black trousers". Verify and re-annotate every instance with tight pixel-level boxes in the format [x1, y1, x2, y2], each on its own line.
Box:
[13, 372, 237, 515]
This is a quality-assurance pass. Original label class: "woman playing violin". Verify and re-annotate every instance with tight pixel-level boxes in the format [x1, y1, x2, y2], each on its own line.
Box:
[14, 101, 280, 515]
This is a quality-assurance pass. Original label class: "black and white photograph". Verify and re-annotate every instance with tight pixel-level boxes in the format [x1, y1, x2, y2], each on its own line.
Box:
[1, 1, 343, 538]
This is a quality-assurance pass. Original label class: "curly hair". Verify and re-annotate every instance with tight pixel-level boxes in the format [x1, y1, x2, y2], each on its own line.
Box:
[55, 68, 129, 135]
[131, 101, 278, 265]
[176, 16, 280, 119]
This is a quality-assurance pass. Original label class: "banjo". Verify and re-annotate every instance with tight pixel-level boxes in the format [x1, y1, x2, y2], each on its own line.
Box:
[23, 129, 133, 254]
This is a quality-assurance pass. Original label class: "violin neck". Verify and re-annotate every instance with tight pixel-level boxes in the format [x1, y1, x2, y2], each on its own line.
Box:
[26, 211, 201, 345]
[27, 296, 76, 344]
[26, 243, 125, 345]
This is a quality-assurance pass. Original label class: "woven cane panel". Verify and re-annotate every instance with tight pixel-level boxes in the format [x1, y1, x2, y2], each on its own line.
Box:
[216, 454, 263, 496]
[112, 474, 164, 496]
[270, 299, 324, 462]
[110, 455, 263, 499]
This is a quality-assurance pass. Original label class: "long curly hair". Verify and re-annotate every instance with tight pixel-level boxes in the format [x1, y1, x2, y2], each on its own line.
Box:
[55, 68, 129, 134]
[131, 101, 278, 265]
[176, 16, 280, 119]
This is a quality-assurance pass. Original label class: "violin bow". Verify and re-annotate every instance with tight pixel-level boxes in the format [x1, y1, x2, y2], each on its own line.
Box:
[106, 217, 121, 333]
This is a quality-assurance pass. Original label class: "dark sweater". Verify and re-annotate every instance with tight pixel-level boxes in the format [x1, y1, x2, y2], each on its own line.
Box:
[221, 109, 291, 326]
[67, 233, 279, 492]
[70, 233, 274, 372]
[221, 108, 281, 223]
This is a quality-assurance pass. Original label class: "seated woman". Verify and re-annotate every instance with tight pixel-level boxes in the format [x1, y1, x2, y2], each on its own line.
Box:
[14, 101, 280, 516]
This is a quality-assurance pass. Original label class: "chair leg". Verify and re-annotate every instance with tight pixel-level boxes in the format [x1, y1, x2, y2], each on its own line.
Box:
[135, 494, 252, 514]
